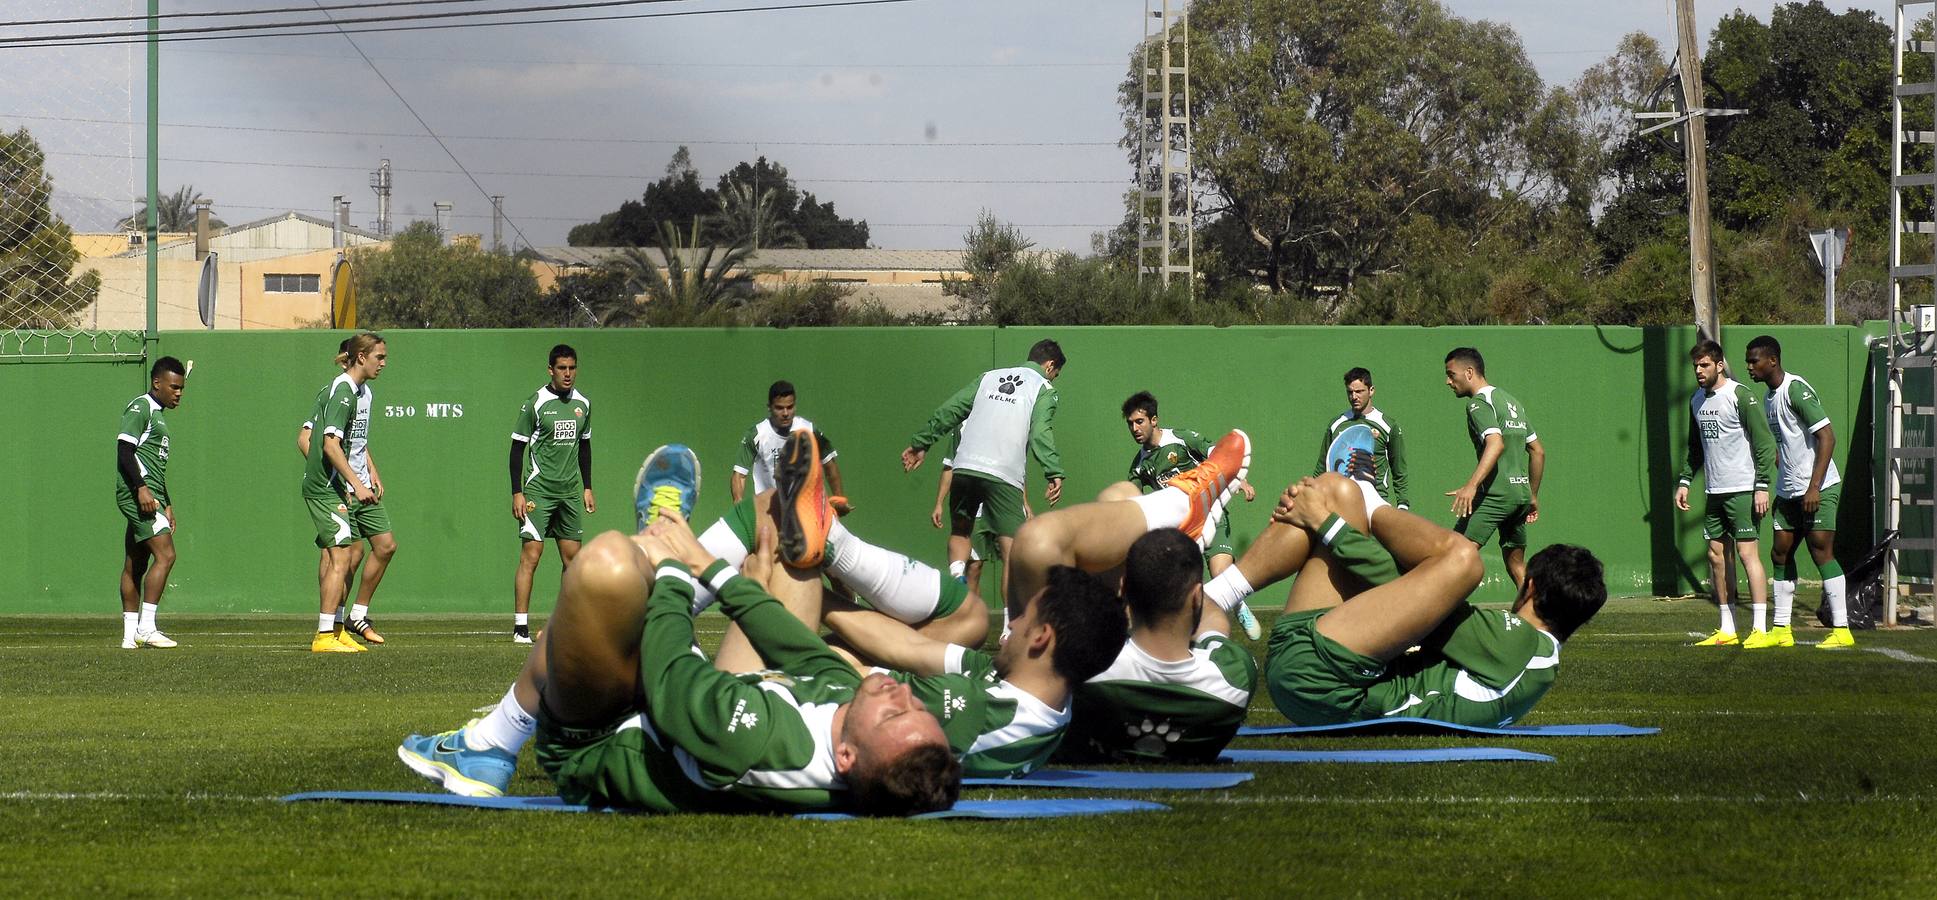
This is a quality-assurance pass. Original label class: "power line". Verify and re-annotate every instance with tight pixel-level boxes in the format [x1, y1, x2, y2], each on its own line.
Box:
[0, 0, 722, 45]
[0, 0, 927, 50]
[1, 0, 507, 28]
[172, 44, 1121, 68]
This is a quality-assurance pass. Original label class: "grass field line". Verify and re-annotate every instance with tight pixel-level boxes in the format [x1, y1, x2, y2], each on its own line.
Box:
[1865, 647, 1936, 663]
[2, 791, 275, 803]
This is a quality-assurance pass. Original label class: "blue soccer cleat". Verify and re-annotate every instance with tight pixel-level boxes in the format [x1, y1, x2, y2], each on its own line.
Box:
[396, 722, 516, 798]
[634, 443, 701, 530]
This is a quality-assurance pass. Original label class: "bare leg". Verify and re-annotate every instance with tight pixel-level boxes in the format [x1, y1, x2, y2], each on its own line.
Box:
[120, 532, 148, 615]
[1298, 476, 1484, 661]
[1207, 553, 1233, 577]
[714, 559, 824, 673]
[1095, 481, 1142, 503]
[1503, 546, 1527, 589]
[1705, 540, 1731, 611]
[319, 545, 356, 616]
[353, 531, 398, 608]
[538, 531, 654, 726]
[1736, 539, 1768, 607]
[344, 542, 365, 603]
[557, 538, 582, 568]
[1006, 499, 1152, 613]
[917, 592, 991, 648]
[513, 540, 544, 615]
[1804, 529, 1836, 568]
[140, 533, 176, 606]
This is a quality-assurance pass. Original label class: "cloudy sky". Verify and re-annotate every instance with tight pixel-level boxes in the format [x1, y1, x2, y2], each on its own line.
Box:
[0, 0, 1899, 251]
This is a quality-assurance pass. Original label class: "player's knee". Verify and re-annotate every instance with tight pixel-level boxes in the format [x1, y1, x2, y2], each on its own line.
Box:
[150, 543, 177, 567]
[1447, 538, 1484, 588]
[1705, 543, 1727, 565]
[1095, 481, 1141, 503]
[565, 532, 642, 597]
[1009, 519, 1064, 570]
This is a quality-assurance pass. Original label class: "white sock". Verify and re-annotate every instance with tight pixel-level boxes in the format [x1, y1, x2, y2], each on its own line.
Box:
[318, 612, 336, 633]
[948, 560, 967, 581]
[1353, 478, 1390, 520]
[690, 517, 754, 614]
[468, 684, 538, 754]
[1825, 575, 1849, 628]
[351, 603, 369, 621]
[1772, 580, 1796, 628]
[514, 613, 529, 628]
[1751, 602, 1767, 633]
[1001, 605, 1012, 644]
[1130, 488, 1190, 531]
[138, 602, 158, 633]
[826, 529, 941, 623]
[122, 612, 139, 642]
[1717, 602, 1736, 634]
[1203, 566, 1256, 612]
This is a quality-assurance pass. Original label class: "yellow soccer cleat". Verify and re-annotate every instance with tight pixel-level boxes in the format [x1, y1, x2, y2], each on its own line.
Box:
[1818, 627, 1857, 650]
[1691, 629, 1739, 647]
[1742, 626, 1795, 649]
[337, 630, 368, 652]
[312, 632, 360, 653]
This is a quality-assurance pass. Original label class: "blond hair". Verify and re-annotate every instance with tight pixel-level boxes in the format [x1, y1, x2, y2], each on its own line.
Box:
[335, 332, 384, 368]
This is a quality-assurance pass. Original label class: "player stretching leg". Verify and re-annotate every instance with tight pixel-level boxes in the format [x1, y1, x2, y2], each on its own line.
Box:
[510, 344, 595, 644]
[1745, 336, 1855, 649]
[115, 356, 186, 649]
[1676, 339, 1777, 646]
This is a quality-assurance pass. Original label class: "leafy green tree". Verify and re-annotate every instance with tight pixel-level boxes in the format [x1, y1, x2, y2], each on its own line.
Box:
[714, 181, 804, 251]
[569, 150, 869, 249]
[0, 127, 99, 329]
[353, 221, 545, 328]
[118, 184, 224, 232]
[568, 147, 714, 247]
[599, 218, 757, 326]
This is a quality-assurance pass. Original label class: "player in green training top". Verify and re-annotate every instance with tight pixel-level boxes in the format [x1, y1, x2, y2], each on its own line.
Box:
[301, 333, 388, 654]
[1675, 339, 1778, 647]
[1745, 336, 1855, 650]
[1313, 367, 1409, 509]
[1200, 473, 1606, 729]
[1444, 347, 1546, 588]
[116, 356, 186, 650]
[509, 344, 595, 644]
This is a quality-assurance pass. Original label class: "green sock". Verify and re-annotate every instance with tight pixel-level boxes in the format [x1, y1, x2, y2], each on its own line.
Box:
[1317, 514, 1399, 586]
[1819, 560, 1844, 579]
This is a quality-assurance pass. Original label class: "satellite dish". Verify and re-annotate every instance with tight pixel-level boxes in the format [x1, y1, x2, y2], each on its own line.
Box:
[196, 251, 219, 329]
[330, 254, 357, 329]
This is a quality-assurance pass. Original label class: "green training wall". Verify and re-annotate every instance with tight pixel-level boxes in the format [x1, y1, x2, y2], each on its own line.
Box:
[0, 325, 1874, 614]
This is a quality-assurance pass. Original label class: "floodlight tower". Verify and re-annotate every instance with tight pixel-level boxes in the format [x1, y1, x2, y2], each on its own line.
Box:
[1138, 0, 1192, 289]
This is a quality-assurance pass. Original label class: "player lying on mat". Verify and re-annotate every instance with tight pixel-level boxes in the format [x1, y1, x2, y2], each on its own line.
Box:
[1198, 472, 1606, 728]
[396, 444, 959, 816]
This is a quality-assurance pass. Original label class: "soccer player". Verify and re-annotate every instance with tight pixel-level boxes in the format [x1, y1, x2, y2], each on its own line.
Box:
[510, 344, 595, 644]
[1313, 367, 1410, 510]
[398, 445, 962, 816]
[1443, 347, 1545, 588]
[1676, 339, 1778, 646]
[1120, 390, 1261, 639]
[731, 380, 846, 513]
[1745, 336, 1855, 649]
[298, 339, 374, 643]
[115, 356, 186, 649]
[903, 339, 1067, 614]
[300, 333, 388, 653]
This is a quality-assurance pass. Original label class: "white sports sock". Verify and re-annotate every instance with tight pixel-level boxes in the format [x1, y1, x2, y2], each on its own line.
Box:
[1751, 602, 1767, 633]
[1772, 580, 1796, 628]
[690, 518, 754, 614]
[1353, 478, 1390, 520]
[1825, 575, 1849, 628]
[514, 613, 529, 628]
[122, 612, 139, 643]
[1203, 566, 1256, 612]
[317, 612, 336, 633]
[1130, 488, 1190, 531]
[1001, 605, 1012, 644]
[1717, 602, 1736, 635]
[826, 529, 942, 624]
[948, 560, 967, 581]
[351, 603, 369, 621]
[468, 684, 538, 754]
[138, 602, 158, 633]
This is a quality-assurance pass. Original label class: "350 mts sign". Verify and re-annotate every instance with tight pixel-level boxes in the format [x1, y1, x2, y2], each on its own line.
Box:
[383, 403, 465, 418]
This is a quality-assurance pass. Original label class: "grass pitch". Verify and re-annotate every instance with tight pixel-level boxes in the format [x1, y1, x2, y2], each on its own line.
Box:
[5, 599, 1936, 898]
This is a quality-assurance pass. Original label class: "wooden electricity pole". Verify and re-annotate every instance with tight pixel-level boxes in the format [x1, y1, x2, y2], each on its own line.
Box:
[1676, 0, 1719, 340]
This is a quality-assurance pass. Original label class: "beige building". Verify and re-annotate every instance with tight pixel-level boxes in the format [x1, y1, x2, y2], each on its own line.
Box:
[532, 247, 971, 318]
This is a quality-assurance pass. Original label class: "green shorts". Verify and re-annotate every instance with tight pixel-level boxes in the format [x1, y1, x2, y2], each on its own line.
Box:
[117, 490, 173, 543]
[349, 497, 392, 540]
[1204, 512, 1235, 562]
[305, 495, 356, 549]
[1773, 483, 1841, 534]
[1264, 609, 1389, 726]
[969, 512, 1001, 563]
[520, 493, 584, 543]
[533, 712, 716, 815]
[949, 471, 1026, 538]
[1454, 492, 1529, 550]
[1703, 491, 1762, 542]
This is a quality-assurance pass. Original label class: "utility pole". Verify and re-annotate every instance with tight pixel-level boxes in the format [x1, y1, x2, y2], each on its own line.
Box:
[490, 195, 504, 253]
[1675, 0, 1718, 340]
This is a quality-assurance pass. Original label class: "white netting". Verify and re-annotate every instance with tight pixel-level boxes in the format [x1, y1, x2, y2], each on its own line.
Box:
[0, 0, 143, 357]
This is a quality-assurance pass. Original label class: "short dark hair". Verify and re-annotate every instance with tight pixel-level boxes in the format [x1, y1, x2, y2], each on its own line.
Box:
[1445, 347, 1485, 376]
[1035, 565, 1130, 685]
[1526, 544, 1607, 642]
[1122, 529, 1201, 626]
[1746, 335, 1782, 361]
[1122, 391, 1158, 419]
[548, 344, 577, 367]
[1027, 339, 1065, 369]
[848, 743, 961, 817]
[1344, 367, 1372, 387]
[151, 356, 185, 379]
[1689, 339, 1725, 364]
[769, 380, 796, 404]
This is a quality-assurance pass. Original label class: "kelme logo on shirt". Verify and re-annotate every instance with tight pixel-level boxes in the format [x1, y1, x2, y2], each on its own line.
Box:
[727, 698, 759, 732]
[941, 690, 967, 718]
[997, 374, 1023, 395]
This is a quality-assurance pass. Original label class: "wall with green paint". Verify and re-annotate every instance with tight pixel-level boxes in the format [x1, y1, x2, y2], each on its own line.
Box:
[0, 325, 1875, 613]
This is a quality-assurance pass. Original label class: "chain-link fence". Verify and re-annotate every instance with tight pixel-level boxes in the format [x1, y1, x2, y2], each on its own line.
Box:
[0, 0, 144, 359]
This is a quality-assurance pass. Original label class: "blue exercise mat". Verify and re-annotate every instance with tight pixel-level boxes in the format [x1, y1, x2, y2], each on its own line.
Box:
[1237, 719, 1658, 738]
[281, 791, 1170, 820]
[962, 769, 1252, 790]
[1218, 747, 1553, 764]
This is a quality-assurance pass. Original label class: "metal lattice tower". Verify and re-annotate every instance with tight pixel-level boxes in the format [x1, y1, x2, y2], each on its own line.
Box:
[1138, 0, 1192, 287]
[369, 159, 393, 237]
[1886, 0, 1937, 625]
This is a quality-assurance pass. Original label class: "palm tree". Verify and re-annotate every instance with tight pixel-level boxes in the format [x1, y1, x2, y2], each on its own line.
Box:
[118, 185, 223, 232]
[712, 182, 803, 252]
[597, 218, 758, 325]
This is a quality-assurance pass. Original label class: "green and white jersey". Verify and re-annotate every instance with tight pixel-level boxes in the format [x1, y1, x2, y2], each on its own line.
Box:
[301, 374, 369, 500]
[1313, 408, 1409, 508]
[910, 363, 1062, 489]
[733, 416, 837, 496]
[513, 386, 591, 498]
[1063, 633, 1258, 764]
[1678, 377, 1777, 495]
[1464, 386, 1536, 504]
[892, 644, 1069, 778]
[1765, 373, 1841, 499]
[1366, 607, 1560, 729]
[115, 393, 171, 500]
[1128, 427, 1214, 492]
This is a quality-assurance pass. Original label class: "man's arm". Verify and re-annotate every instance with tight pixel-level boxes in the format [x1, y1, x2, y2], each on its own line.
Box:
[509, 440, 528, 518]
[1677, 406, 1704, 486]
[714, 565, 856, 681]
[1790, 381, 1838, 504]
[365, 449, 385, 501]
[1387, 424, 1410, 510]
[1526, 437, 1545, 521]
[821, 599, 951, 676]
[731, 424, 756, 502]
[907, 380, 979, 455]
[297, 425, 312, 459]
[578, 436, 595, 512]
[637, 560, 785, 778]
[323, 434, 371, 502]
[1740, 385, 1777, 513]
[1028, 386, 1063, 487]
[1451, 434, 1503, 517]
[932, 463, 954, 528]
